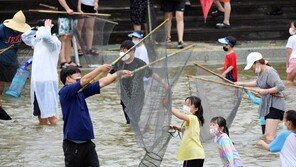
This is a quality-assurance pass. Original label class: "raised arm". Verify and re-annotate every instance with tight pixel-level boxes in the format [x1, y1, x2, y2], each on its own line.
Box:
[80, 64, 111, 87]
[21, 29, 37, 47]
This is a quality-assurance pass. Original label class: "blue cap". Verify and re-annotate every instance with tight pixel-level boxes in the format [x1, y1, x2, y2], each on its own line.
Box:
[128, 31, 144, 39]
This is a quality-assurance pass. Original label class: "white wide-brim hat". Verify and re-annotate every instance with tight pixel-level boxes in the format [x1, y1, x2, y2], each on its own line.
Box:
[3, 10, 31, 33]
[244, 52, 263, 70]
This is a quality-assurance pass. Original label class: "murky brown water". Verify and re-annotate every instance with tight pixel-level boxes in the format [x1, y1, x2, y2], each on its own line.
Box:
[0, 64, 295, 167]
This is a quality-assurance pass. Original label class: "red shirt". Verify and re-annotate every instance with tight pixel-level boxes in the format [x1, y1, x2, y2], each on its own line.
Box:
[224, 52, 238, 82]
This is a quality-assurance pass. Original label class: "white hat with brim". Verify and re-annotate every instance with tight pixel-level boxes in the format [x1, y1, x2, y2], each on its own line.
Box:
[3, 10, 31, 33]
[218, 37, 229, 45]
[244, 52, 263, 70]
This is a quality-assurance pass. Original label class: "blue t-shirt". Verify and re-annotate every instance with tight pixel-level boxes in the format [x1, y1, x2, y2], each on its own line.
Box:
[59, 81, 100, 141]
[0, 24, 22, 66]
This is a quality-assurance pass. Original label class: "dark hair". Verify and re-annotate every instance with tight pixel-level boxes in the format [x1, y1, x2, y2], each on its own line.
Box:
[226, 36, 237, 47]
[60, 66, 81, 84]
[285, 110, 296, 128]
[292, 21, 296, 27]
[185, 96, 204, 126]
[120, 40, 135, 51]
[210, 116, 229, 136]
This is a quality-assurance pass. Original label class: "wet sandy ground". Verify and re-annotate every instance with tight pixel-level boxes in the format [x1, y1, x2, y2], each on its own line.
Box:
[0, 67, 295, 167]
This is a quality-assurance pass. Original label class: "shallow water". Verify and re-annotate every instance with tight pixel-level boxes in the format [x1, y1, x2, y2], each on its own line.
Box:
[0, 64, 295, 167]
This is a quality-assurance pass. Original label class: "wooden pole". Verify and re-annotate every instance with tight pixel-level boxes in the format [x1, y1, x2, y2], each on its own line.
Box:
[29, 9, 111, 17]
[132, 44, 195, 74]
[78, 19, 170, 92]
[0, 45, 14, 55]
[194, 62, 234, 84]
[187, 75, 258, 92]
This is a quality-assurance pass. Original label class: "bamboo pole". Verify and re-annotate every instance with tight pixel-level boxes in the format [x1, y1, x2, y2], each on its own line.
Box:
[187, 75, 258, 92]
[132, 44, 195, 74]
[194, 62, 234, 84]
[78, 19, 170, 92]
[29, 9, 111, 17]
[0, 45, 14, 55]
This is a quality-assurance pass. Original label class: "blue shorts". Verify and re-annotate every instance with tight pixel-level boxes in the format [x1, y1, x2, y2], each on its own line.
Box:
[58, 17, 77, 36]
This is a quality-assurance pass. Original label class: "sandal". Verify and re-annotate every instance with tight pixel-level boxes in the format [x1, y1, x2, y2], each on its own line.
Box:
[86, 49, 99, 56]
[78, 49, 84, 57]
[215, 23, 231, 29]
[60, 62, 69, 69]
[67, 61, 82, 68]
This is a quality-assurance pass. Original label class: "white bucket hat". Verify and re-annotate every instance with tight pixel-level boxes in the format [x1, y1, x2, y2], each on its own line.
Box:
[3, 10, 31, 33]
[244, 52, 263, 70]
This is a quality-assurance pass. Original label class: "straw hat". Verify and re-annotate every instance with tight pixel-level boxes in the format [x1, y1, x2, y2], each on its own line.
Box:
[3, 10, 31, 33]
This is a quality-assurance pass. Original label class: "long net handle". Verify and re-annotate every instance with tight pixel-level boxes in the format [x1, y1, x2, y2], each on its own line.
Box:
[78, 19, 170, 92]
[194, 62, 234, 84]
[132, 44, 195, 74]
[111, 19, 169, 66]
[187, 75, 258, 92]
[29, 9, 111, 17]
[0, 45, 14, 55]
[39, 3, 58, 10]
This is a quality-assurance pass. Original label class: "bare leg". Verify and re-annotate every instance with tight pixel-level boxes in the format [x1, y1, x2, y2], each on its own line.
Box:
[286, 73, 296, 85]
[48, 116, 58, 126]
[223, 2, 231, 25]
[76, 18, 85, 52]
[164, 12, 173, 40]
[176, 11, 184, 43]
[265, 119, 280, 141]
[213, 0, 225, 12]
[59, 35, 68, 64]
[84, 17, 96, 50]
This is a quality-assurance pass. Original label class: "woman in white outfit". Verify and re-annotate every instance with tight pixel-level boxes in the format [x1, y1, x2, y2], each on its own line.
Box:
[22, 19, 61, 125]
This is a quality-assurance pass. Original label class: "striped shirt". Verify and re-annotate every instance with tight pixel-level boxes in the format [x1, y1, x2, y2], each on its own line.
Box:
[215, 133, 243, 167]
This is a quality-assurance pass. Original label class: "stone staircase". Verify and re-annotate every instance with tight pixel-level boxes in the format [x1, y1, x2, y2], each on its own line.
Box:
[0, 0, 295, 44]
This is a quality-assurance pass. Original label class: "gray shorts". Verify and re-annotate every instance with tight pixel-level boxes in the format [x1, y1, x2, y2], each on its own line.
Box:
[58, 17, 77, 36]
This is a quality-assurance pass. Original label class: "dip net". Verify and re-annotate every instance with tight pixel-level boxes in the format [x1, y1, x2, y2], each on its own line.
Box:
[73, 16, 117, 67]
[188, 64, 243, 142]
[116, 22, 192, 166]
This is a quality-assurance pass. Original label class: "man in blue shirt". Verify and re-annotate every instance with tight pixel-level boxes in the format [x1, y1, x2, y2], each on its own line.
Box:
[0, 10, 30, 120]
[59, 64, 131, 166]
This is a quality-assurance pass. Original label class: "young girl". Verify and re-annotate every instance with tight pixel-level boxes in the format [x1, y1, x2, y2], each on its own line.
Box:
[210, 116, 243, 167]
[257, 110, 296, 167]
[169, 96, 205, 167]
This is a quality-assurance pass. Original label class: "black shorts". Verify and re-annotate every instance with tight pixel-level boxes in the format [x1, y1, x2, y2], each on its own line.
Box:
[161, 0, 185, 12]
[63, 140, 99, 167]
[183, 159, 204, 167]
[81, 4, 97, 13]
[265, 107, 285, 120]
[33, 93, 41, 116]
[0, 63, 17, 82]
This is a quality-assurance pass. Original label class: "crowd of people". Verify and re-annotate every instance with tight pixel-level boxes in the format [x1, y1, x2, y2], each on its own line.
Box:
[0, 0, 295, 165]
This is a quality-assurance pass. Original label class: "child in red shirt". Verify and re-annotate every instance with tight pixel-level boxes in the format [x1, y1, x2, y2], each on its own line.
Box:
[217, 36, 238, 82]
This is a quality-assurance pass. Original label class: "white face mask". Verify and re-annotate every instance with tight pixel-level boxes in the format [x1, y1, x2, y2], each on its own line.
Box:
[255, 65, 261, 74]
[132, 39, 140, 45]
[119, 52, 131, 61]
[209, 128, 219, 136]
[182, 105, 190, 114]
[289, 27, 296, 35]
